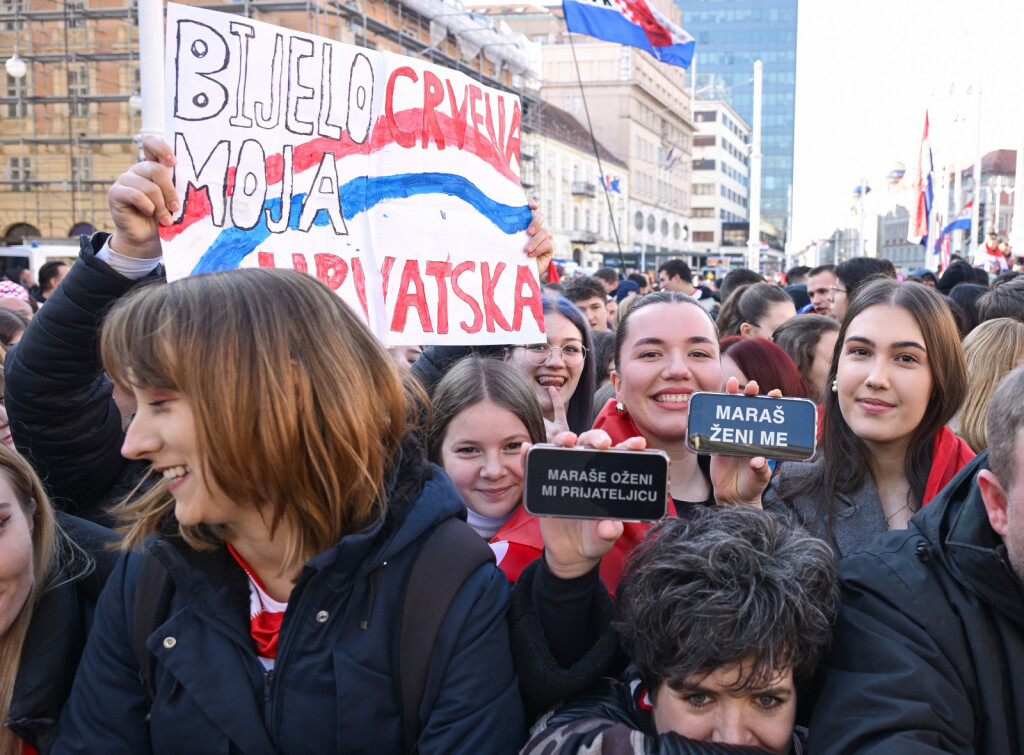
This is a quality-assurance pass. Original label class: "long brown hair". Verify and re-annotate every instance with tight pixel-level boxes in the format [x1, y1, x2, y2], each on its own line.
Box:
[781, 278, 967, 534]
[0, 446, 59, 755]
[101, 268, 425, 572]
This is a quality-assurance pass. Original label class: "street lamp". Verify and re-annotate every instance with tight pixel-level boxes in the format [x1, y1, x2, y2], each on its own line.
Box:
[5, 53, 26, 80]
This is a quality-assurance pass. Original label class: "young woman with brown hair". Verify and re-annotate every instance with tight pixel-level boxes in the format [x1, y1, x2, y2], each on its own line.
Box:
[765, 278, 973, 554]
[50, 138, 527, 753]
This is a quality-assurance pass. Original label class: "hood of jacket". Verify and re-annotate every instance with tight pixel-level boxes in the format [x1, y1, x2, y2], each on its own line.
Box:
[914, 450, 1024, 629]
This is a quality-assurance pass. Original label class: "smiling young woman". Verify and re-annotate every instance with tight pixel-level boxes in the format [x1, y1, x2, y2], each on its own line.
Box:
[426, 357, 546, 581]
[765, 278, 973, 556]
[53, 268, 525, 754]
[504, 296, 595, 440]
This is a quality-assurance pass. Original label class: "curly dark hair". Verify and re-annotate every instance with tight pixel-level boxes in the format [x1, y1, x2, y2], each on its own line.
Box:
[614, 507, 837, 699]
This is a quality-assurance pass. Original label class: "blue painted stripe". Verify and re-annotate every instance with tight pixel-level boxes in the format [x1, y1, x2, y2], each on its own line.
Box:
[191, 172, 532, 275]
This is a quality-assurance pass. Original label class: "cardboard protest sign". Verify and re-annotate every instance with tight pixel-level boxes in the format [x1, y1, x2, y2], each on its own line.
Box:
[158, 3, 544, 345]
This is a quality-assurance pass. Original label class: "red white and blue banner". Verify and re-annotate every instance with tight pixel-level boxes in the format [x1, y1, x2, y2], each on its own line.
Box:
[160, 4, 544, 346]
[942, 199, 973, 237]
[909, 110, 934, 247]
[562, 0, 695, 68]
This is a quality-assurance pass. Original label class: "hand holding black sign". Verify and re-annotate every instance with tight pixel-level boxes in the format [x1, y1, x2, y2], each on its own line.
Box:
[704, 377, 794, 509]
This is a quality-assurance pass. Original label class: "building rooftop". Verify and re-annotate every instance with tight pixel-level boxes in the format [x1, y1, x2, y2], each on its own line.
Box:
[534, 102, 628, 169]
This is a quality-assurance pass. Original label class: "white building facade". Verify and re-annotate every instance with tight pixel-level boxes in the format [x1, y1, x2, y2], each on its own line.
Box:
[689, 100, 750, 268]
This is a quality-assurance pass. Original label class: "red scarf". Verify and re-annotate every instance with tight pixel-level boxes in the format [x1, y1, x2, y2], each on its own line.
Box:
[489, 508, 544, 582]
[924, 425, 975, 505]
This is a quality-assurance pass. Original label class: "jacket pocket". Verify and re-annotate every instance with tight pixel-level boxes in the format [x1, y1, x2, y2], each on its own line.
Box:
[333, 647, 403, 753]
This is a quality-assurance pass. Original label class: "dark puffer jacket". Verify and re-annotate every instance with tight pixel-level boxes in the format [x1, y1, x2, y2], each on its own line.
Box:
[5, 233, 157, 526]
[52, 439, 525, 754]
[809, 451, 1024, 753]
[7, 515, 119, 754]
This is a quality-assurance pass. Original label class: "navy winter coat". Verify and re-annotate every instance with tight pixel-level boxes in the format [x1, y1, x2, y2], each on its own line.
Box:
[53, 442, 525, 753]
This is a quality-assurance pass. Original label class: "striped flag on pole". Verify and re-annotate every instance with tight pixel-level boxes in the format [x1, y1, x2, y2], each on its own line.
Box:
[562, 0, 695, 68]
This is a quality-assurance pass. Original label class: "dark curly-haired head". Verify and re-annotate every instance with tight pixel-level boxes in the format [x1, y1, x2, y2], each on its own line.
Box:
[614, 507, 837, 699]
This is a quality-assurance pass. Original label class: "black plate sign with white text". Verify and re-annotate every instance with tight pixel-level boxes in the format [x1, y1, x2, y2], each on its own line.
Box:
[524, 445, 669, 522]
[686, 392, 817, 461]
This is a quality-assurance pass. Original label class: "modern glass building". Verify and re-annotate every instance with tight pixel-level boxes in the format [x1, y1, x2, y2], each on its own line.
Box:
[677, 0, 798, 242]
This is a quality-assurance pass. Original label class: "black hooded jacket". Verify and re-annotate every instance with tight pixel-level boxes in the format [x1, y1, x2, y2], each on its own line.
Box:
[6, 515, 119, 754]
[5, 234, 157, 526]
[808, 451, 1024, 753]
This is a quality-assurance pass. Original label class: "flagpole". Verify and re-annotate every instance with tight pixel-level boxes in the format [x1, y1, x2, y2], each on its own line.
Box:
[566, 33, 627, 274]
[745, 60, 763, 272]
[969, 73, 982, 258]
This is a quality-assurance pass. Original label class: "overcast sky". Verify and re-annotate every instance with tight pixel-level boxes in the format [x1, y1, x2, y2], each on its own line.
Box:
[790, 0, 1024, 248]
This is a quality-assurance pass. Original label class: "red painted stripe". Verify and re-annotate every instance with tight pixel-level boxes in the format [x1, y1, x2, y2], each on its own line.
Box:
[159, 108, 520, 241]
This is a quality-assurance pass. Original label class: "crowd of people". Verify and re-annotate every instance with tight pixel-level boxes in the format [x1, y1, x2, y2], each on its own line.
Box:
[3, 135, 1024, 754]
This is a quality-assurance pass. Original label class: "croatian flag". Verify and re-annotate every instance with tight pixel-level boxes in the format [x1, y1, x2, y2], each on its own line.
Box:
[942, 199, 972, 237]
[562, 0, 695, 68]
[909, 111, 934, 247]
[601, 174, 621, 193]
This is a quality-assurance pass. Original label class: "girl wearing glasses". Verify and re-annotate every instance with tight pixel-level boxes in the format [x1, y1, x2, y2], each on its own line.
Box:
[504, 296, 595, 441]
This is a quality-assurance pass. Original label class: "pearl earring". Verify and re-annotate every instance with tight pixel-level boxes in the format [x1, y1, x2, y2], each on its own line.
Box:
[831, 379, 838, 393]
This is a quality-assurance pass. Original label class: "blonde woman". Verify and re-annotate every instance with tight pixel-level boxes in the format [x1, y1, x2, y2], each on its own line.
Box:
[1, 445, 115, 755]
[952, 318, 1024, 452]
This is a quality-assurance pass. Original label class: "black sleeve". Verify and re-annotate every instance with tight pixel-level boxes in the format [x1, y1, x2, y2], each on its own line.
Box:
[534, 556, 603, 667]
[808, 547, 975, 754]
[6, 233, 162, 524]
[509, 558, 623, 719]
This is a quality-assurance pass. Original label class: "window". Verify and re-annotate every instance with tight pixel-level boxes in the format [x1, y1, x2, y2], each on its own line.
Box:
[693, 135, 716, 147]
[692, 159, 715, 171]
[2, 0, 23, 30]
[694, 183, 714, 196]
[661, 219, 669, 237]
[573, 207, 579, 231]
[8, 156, 30, 192]
[6, 74, 25, 118]
[693, 231, 715, 243]
[68, 67, 89, 117]
[66, 0, 84, 28]
[634, 211, 643, 231]
[71, 154, 93, 183]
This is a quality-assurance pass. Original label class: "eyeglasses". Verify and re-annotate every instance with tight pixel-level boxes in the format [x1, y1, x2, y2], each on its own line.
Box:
[828, 285, 847, 298]
[519, 343, 588, 367]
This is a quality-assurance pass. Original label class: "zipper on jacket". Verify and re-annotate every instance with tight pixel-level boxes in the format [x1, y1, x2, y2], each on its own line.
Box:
[264, 669, 275, 705]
